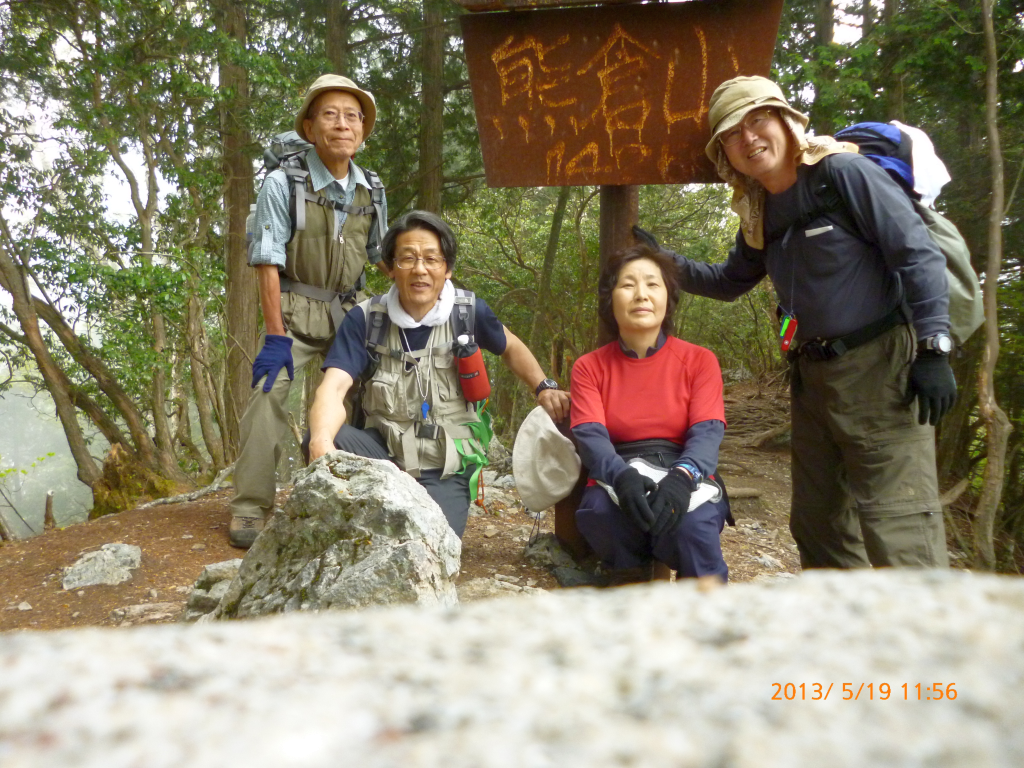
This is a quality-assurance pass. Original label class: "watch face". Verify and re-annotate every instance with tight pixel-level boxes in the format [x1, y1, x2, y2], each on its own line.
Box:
[936, 335, 953, 353]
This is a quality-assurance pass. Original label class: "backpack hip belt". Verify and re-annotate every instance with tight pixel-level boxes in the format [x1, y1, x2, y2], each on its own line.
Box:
[279, 276, 358, 331]
[788, 305, 906, 363]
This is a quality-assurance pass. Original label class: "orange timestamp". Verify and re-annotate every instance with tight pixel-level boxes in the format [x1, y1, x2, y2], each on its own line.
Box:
[771, 683, 957, 701]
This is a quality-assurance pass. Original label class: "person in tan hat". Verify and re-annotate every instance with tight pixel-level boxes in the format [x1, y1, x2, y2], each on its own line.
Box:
[229, 74, 388, 549]
[635, 75, 955, 570]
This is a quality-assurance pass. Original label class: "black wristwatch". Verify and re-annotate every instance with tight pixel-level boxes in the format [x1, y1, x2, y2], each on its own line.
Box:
[918, 333, 953, 355]
[535, 378, 559, 397]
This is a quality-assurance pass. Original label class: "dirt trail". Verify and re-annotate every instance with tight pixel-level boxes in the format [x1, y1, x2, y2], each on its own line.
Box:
[1, 384, 801, 633]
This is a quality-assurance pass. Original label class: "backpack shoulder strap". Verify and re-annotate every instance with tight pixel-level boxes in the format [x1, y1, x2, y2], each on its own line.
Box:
[361, 168, 388, 246]
[451, 288, 476, 344]
[364, 294, 391, 358]
[281, 155, 310, 244]
[764, 158, 856, 247]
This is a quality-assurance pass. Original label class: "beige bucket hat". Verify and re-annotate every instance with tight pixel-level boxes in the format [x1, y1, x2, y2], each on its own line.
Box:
[704, 75, 808, 163]
[295, 74, 377, 143]
[512, 407, 581, 514]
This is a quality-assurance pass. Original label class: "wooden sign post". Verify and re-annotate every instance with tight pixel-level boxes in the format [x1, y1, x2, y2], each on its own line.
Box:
[459, 0, 784, 558]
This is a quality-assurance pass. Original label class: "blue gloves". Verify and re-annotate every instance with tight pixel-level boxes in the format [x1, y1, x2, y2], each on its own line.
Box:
[906, 352, 957, 426]
[251, 334, 294, 392]
[649, 469, 694, 537]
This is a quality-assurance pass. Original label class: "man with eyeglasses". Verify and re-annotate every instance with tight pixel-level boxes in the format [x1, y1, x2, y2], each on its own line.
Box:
[306, 210, 570, 538]
[636, 76, 954, 569]
[229, 74, 388, 548]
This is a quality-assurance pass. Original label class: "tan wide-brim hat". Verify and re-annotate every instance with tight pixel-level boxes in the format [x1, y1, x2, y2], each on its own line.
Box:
[704, 75, 809, 163]
[294, 74, 377, 143]
[512, 407, 581, 514]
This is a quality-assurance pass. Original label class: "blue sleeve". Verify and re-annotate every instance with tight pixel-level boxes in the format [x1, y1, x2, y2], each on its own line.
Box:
[572, 422, 630, 486]
[249, 170, 291, 269]
[671, 232, 767, 302]
[473, 298, 508, 355]
[673, 419, 725, 478]
[323, 306, 370, 380]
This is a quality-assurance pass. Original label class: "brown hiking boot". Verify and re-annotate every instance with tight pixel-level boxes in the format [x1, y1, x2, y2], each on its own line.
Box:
[229, 516, 265, 549]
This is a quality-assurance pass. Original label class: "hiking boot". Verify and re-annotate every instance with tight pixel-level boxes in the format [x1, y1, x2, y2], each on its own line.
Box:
[229, 516, 265, 549]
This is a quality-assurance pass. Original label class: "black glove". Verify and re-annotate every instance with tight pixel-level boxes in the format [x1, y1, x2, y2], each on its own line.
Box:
[251, 334, 295, 392]
[906, 351, 957, 426]
[613, 467, 657, 533]
[632, 224, 661, 251]
[649, 468, 694, 537]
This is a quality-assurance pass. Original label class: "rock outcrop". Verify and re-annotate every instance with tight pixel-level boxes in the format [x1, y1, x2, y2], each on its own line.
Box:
[2, 571, 1022, 766]
[212, 452, 461, 619]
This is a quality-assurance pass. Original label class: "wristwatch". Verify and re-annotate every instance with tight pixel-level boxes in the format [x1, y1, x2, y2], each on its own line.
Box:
[675, 461, 702, 489]
[535, 378, 560, 397]
[918, 333, 953, 355]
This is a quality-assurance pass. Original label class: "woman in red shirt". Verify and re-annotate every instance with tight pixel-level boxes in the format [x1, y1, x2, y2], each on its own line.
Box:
[570, 244, 731, 582]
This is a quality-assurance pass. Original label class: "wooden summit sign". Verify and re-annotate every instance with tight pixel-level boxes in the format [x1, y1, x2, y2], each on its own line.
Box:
[460, 0, 785, 188]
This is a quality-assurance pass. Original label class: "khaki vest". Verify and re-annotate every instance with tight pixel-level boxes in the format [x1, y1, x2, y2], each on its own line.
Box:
[280, 179, 373, 341]
[359, 298, 484, 478]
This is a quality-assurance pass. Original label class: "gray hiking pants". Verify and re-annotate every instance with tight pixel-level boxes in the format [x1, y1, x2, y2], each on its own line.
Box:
[230, 331, 331, 520]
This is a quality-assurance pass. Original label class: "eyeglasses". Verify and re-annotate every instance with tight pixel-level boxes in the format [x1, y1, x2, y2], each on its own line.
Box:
[720, 109, 775, 147]
[317, 108, 364, 125]
[394, 254, 446, 270]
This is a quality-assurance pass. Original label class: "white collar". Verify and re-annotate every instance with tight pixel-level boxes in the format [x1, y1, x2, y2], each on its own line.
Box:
[384, 279, 455, 329]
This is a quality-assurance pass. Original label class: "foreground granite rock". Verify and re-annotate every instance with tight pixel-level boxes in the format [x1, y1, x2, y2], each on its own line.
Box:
[2, 570, 1022, 767]
[212, 452, 461, 618]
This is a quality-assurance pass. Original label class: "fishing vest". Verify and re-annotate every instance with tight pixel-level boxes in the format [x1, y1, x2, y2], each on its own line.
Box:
[279, 166, 376, 341]
[359, 296, 486, 478]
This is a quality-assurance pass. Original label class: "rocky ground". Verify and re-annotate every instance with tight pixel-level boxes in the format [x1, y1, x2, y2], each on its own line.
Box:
[0, 383, 802, 632]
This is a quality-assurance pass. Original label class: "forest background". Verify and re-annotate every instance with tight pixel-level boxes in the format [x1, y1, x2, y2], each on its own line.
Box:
[0, 0, 1021, 569]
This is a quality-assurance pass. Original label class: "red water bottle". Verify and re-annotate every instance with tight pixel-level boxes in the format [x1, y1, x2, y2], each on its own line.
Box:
[455, 334, 491, 402]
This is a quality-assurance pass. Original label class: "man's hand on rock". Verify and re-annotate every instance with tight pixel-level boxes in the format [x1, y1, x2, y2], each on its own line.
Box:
[307, 436, 336, 463]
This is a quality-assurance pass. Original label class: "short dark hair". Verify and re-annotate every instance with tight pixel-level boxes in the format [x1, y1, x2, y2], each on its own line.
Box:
[381, 210, 458, 270]
[598, 243, 681, 338]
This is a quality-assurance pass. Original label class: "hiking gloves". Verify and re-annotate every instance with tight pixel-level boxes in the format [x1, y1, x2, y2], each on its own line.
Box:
[632, 225, 661, 251]
[649, 468, 694, 537]
[252, 334, 295, 392]
[613, 467, 657, 533]
[906, 351, 957, 426]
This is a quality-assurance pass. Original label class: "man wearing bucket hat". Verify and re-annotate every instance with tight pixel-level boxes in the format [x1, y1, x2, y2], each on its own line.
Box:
[229, 74, 388, 549]
[636, 76, 954, 569]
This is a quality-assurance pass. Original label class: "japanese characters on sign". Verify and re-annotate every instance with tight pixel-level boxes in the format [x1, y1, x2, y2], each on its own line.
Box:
[461, 0, 784, 187]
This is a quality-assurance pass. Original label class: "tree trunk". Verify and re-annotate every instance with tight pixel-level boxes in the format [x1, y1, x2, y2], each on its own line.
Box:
[972, 0, 1011, 570]
[0, 245, 102, 488]
[325, 0, 350, 74]
[528, 187, 571, 365]
[810, 0, 836, 135]
[417, 0, 445, 212]
[32, 298, 159, 469]
[216, 0, 258, 460]
[187, 289, 227, 468]
[880, 0, 904, 121]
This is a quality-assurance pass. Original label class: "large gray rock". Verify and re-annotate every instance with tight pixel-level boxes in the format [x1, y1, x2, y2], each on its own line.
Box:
[2, 570, 1022, 767]
[213, 452, 461, 618]
[61, 543, 142, 590]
